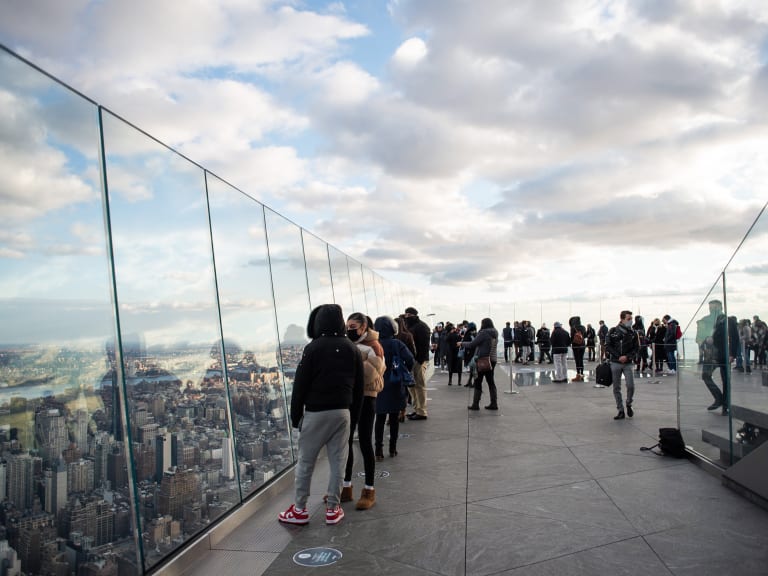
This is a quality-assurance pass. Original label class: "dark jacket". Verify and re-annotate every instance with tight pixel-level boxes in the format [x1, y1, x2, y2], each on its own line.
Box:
[536, 327, 551, 350]
[406, 315, 432, 363]
[374, 317, 414, 415]
[569, 316, 586, 349]
[445, 330, 463, 373]
[605, 324, 639, 362]
[712, 314, 740, 364]
[550, 326, 571, 354]
[462, 327, 499, 360]
[290, 304, 364, 428]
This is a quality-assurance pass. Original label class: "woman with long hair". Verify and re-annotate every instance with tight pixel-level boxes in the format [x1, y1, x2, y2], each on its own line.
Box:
[461, 318, 499, 411]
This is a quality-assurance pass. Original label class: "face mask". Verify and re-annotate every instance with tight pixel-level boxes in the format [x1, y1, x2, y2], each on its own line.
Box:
[347, 329, 359, 341]
[623, 321, 633, 328]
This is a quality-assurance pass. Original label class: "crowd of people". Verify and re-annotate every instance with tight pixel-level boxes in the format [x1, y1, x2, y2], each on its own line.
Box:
[278, 302, 764, 526]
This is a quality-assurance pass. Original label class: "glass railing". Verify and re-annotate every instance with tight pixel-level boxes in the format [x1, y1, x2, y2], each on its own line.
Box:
[0, 45, 421, 575]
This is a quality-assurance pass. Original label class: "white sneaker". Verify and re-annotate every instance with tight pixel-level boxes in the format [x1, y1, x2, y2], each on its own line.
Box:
[664, 369, 676, 375]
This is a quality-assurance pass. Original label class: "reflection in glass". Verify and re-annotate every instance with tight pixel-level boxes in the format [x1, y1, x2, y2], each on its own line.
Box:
[329, 246, 353, 317]
[206, 175, 292, 498]
[302, 231, 334, 309]
[0, 50, 140, 574]
[363, 268, 378, 319]
[102, 112, 238, 570]
[263, 208, 311, 411]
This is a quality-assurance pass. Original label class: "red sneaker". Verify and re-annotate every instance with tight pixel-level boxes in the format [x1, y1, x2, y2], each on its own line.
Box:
[279, 504, 309, 525]
[325, 505, 345, 525]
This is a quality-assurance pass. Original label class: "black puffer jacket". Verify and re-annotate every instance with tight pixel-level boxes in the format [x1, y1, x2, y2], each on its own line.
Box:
[290, 304, 364, 428]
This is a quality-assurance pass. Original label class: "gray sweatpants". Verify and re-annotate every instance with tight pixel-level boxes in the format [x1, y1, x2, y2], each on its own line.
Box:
[295, 409, 350, 509]
[611, 361, 635, 411]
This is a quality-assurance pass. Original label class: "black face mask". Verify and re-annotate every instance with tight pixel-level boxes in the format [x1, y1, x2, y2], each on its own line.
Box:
[347, 329, 359, 341]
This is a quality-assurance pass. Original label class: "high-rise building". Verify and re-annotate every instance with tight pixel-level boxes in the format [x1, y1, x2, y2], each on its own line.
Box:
[72, 409, 90, 452]
[156, 433, 172, 482]
[34, 409, 68, 466]
[7, 453, 33, 511]
[221, 434, 234, 480]
[0, 461, 6, 503]
[0, 539, 21, 576]
[158, 467, 199, 520]
[67, 459, 95, 494]
[43, 463, 67, 514]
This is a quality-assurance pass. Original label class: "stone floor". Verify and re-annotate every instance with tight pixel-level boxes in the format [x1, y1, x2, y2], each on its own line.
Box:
[182, 361, 768, 576]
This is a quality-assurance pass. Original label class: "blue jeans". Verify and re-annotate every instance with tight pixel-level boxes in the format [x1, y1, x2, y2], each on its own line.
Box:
[666, 348, 677, 371]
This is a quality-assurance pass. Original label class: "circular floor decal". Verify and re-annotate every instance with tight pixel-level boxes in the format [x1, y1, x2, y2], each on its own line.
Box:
[293, 547, 343, 567]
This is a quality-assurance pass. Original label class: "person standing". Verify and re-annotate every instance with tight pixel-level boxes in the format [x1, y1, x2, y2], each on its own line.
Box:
[341, 313, 385, 511]
[569, 316, 587, 382]
[520, 320, 533, 365]
[702, 313, 739, 415]
[462, 318, 499, 410]
[444, 323, 463, 386]
[652, 318, 667, 374]
[536, 323, 553, 364]
[550, 322, 571, 382]
[662, 315, 680, 374]
[404, 307, 431, 420]
[502, 321, 514, 363]
[279, 304, 364, 526]
[598, 320, 609, 361]
[605, 310, 640, 420]
[373, 316, 414, 459]
[586, 323, 597, 362]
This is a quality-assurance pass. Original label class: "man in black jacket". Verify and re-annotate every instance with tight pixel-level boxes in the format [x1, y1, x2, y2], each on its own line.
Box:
[404, 307, 431, 420]
[702, 313, 739, 415]
[605, 310, 640, 420]
[279, 304, 364, 526]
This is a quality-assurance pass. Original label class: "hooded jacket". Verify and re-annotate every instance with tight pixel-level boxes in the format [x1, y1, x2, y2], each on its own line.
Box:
[290, 304, 364, 428]
[374, 316, 415, 414]
[352, 328, 386, 398]
[462, 327, 499, 360]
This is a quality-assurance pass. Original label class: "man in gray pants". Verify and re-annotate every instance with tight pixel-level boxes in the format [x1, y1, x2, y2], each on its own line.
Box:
[279, 304, 364, 526]
[605, 310, 639, 421]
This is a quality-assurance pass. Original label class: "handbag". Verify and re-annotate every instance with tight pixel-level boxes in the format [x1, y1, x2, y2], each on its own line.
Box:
[389, 341, 415, 387]
[475, 355, 492, 373]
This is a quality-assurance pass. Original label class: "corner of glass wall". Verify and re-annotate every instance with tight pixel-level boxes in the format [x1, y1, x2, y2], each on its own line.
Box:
[0, 48, 141, 575]
[716, 209, 768, 468]
[679, 276, 732, 465]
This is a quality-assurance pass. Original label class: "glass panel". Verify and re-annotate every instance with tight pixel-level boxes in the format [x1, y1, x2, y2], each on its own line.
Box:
[263, 208, 311, 413]
[363, 268, 378, 320]
[348, 259, 366, 315]
[302, 230, 334, 309]
[0, 51, 140, 574]
[719, 211, 768, 467]
[101, 112, 238, 571]
[679, 277, 727, 464]
[329, 246, 353, 316]
[206, 175, 291, 499]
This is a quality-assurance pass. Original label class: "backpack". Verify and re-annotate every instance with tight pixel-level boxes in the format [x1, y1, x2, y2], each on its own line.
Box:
[572, 330, 584, 347]
[675, 324, 682, 340]
[388, 340, 414, 387]
[595, 361, 612, 386]
[641, 428, 686, 458]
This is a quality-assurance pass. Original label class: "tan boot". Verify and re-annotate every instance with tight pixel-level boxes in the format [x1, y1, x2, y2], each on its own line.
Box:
[340, 485, 354, 503]
[355, 487, 376, 510]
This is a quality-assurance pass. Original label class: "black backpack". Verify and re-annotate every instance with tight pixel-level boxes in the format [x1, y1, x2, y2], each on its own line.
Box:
[595, 361, 612, 386]
[641, 428, 686, 458]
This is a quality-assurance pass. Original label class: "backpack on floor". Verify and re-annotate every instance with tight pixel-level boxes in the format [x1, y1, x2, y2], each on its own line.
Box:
[641, 427, 686, 458]
[595, 361, 612, 386]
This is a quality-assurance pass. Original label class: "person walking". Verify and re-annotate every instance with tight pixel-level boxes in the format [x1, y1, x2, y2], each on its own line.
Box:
[605, 310, 640, 420]
[550, 322, 571, 382]
[462, 318, 499, 410]
[279, 304, 364, 526]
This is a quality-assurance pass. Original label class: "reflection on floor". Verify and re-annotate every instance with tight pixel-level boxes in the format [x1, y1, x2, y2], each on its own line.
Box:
[180, 360, 768, 576]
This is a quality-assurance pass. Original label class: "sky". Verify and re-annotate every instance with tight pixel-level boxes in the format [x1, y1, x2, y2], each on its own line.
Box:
[2, 0, 768, 330]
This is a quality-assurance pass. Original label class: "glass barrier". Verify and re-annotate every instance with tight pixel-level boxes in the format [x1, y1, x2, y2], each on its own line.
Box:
[678, 278, 727, 463]
[0, 51, 140, 574]
[263, 208, 311, 412]
[348, 258, 367, 316]
[717, 210, 768, 467]
[329, 246, 354, 316]
[101, 111, 238, 571]
[205, 175, 291, 498]
[301, 230, 334, 309]
[364, 267, 379, 320]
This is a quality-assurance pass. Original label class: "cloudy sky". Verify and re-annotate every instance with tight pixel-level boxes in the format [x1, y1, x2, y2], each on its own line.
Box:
[2, 0, 768, 327]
